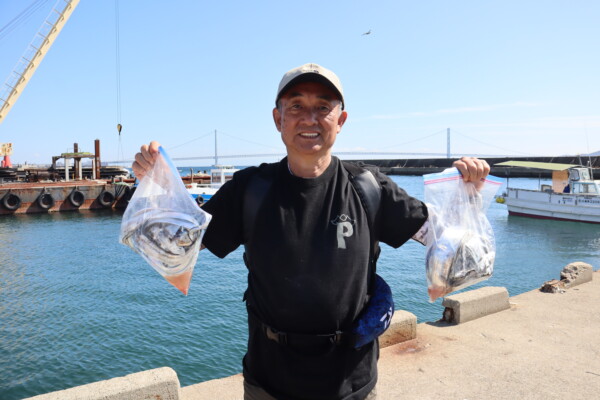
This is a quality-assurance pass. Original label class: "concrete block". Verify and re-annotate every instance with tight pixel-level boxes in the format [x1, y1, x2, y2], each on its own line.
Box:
[540, 279, 566, 294]
[24, 367, 181, 400]
[561, 262, 593, 288]
[442, 286, 510, 324]
[379, 310, 417, 348]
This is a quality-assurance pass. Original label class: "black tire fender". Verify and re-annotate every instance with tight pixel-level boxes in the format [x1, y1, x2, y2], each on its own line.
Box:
[2, 192, 21, 211]
[68, 190, 85, 208]
[97, 190, 115, 208]
[37, 192, 55, 210]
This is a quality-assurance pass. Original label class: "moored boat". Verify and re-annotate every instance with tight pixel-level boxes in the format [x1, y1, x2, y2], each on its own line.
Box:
[495, 161, 600, 224]
[186, 165, 238, 204]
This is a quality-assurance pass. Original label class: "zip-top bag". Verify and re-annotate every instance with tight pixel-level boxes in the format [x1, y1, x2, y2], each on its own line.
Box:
[120, 147, 211, 295]
[423, 168, 503, 302]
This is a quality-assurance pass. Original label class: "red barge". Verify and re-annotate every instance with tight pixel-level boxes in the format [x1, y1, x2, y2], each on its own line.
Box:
[0, 140, 134, 215]
[0, 179, 132, 215]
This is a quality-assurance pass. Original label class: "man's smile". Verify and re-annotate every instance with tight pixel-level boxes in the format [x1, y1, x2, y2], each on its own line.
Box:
[299, 133, 320, 138]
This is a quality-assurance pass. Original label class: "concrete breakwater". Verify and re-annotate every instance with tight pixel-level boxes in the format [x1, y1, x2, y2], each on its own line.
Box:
[23, 263, 598, 400]
[360, 155, 600, 177]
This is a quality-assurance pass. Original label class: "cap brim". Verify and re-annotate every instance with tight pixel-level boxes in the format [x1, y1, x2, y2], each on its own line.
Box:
[276, 73, 344, 109]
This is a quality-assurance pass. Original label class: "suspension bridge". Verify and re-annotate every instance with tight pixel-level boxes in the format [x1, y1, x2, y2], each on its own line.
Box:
[104, 128, 520, 165]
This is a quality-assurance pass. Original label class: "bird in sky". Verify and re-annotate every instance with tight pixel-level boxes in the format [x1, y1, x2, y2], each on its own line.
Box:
[362, 29, 372, 36]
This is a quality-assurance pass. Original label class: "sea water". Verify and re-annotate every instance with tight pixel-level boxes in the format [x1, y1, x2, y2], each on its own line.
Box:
[1, 175, 599, 399]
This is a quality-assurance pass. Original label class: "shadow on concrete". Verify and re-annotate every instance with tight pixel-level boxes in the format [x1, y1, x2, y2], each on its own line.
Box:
[425, 319, 454, 328]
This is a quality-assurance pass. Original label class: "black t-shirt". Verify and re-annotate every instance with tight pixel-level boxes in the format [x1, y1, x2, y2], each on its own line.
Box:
[202, 157, 427, 400]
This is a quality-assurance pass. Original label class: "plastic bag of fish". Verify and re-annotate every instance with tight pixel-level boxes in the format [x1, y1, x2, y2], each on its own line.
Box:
[423, 168, 503, 302]
[119, 146, 211, 295]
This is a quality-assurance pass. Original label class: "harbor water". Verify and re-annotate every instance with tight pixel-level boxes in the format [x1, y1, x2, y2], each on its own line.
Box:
[1, 174, 599, 400]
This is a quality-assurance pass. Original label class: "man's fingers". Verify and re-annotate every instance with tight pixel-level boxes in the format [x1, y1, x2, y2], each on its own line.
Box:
[453, 157, 490, 183]
[131, 141, 162, 181]
[131, 161, 145, 180]
[148, 141, 160, 155]
[135, 151, 153, 171]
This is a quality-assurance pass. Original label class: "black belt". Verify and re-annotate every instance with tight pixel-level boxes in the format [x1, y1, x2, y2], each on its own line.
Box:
[248, 308, 346, 347]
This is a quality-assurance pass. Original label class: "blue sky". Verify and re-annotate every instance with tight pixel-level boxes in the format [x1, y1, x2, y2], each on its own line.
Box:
[0, 0, 599, 166]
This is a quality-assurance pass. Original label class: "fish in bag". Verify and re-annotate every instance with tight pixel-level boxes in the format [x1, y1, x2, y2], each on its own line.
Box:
[120, 147, 211, 295]
[423, 168, 503, 301]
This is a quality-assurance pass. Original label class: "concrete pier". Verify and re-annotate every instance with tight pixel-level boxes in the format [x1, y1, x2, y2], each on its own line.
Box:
[24, 269, 599, 400]
[182, 269, 600, 399]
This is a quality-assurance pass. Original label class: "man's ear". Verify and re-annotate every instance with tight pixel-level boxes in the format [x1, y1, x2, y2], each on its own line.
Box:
[273, 107, 282, 132]
[337, 110, 348, 132]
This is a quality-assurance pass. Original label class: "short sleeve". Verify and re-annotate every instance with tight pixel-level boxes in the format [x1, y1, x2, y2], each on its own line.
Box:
[376, 172, 428, 248]
[201, 167, 256, 258]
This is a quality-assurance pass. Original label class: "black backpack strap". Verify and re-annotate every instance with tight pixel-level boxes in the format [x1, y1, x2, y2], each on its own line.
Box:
[242, 165, 277, 268]
[342, 161, 382, 295]
[342, 162, 381, 230]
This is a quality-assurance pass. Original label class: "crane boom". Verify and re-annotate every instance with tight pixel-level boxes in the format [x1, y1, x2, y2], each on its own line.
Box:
[0, 0, 80, 125]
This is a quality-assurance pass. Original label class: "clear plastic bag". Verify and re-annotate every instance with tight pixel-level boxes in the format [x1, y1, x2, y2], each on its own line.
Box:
[423, 168, 503, 302]
[120, 147, 211, 295]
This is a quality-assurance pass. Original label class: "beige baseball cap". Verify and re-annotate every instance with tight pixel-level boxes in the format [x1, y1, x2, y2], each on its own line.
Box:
[276, 63, 345, 109]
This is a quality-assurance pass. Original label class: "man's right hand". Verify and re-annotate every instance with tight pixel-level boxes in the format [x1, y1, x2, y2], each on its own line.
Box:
[132, 141, 161, 181]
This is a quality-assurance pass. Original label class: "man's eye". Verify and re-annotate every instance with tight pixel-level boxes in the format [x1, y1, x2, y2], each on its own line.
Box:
[289, 104, 302, 110]
[319, 106, 332, 113]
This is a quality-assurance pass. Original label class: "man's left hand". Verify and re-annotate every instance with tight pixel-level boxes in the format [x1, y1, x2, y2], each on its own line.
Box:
[453, 157, 490, 190]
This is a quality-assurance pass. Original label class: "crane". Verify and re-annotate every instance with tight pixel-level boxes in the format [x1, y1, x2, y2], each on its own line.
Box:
[0, 0, 80, 167]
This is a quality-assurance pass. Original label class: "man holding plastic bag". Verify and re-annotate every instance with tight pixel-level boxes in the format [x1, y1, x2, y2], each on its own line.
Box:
[130, 63, 490, 400]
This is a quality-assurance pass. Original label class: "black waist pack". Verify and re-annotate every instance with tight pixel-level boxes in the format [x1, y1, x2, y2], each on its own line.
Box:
[348, 274, 394, 349]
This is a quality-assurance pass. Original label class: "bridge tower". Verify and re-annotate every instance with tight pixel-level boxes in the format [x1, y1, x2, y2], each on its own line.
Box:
[447, 128, 451, 158]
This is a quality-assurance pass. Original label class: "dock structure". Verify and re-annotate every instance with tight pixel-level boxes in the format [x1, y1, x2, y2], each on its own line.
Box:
[23, 265, 599, 400]
[0, 139, 134, 214]
[0, 180, 132, 214]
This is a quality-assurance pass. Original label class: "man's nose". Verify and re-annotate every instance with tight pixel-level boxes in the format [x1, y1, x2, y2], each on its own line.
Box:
[300, 108, 319, 123]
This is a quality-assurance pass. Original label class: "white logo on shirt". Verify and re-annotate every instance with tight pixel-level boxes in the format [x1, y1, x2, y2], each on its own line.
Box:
[331, 214, 354, 249]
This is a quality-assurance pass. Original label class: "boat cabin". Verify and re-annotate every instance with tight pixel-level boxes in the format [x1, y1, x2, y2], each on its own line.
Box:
[210, 165, 236, 188]
[566, 168, 598, 194]
[496, 161, 600, 196]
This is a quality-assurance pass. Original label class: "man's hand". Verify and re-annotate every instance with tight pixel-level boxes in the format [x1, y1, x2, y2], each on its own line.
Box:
[452, 157, 490, 190]
[132, 141, 161, 181]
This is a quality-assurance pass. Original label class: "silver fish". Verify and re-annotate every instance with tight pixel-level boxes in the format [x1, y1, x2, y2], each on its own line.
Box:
[120, 207, 207, 276]
[426, 223, 495, 300]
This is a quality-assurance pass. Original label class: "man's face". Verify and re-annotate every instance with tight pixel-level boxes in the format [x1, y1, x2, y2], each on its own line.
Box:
[273, 81, 347, 161]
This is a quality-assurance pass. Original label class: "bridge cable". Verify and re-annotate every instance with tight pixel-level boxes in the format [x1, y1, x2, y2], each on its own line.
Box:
[451, 129, 538, 156]
[217, 130, 282, 151]
[386, 129, 446, 149]
[168, 131, 214, 151]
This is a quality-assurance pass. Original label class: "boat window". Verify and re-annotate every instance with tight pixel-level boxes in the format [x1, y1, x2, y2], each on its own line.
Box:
[569, 169, 580, 181]
[574, 183, 598, 194]
[569, 168, 591, 181]
[580, 169, 591, 180]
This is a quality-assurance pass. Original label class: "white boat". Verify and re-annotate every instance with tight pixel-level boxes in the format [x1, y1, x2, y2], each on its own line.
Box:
[495, 161, 600, 224]
[186, 165, 238, 204]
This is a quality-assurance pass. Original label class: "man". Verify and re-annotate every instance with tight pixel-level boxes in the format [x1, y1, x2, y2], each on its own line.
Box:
[133, 63, 490, 400]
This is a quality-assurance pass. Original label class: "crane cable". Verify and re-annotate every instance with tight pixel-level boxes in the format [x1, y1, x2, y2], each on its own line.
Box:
[115, 0, 124, 162]
[0, 0, 51, 42]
